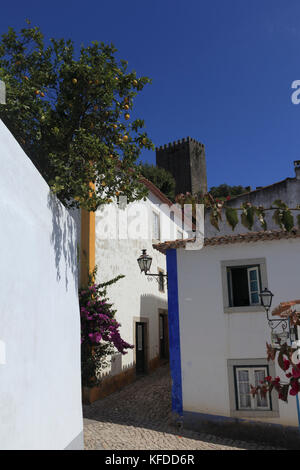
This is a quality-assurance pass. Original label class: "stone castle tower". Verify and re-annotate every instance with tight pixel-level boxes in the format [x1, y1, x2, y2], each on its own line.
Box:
[156, 137, 207, 196]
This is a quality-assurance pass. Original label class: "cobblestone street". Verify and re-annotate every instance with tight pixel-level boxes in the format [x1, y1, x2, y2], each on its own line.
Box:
[83, 365, 283, 450]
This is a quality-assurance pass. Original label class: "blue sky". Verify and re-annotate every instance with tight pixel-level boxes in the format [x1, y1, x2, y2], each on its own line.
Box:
[1, 0, 300, 191]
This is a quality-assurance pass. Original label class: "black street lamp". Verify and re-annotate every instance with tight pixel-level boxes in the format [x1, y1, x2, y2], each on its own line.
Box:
[137, 249, 168, 285]
[259, 287, 288, 333]
[137, 249, 153, 274]
[259, 288, 274, 313]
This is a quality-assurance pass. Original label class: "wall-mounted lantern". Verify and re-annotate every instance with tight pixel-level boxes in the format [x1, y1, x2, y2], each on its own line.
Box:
[137, 249, 168, 286]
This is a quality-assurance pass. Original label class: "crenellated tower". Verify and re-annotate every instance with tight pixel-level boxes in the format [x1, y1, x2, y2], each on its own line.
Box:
[156, 137, 207, 197]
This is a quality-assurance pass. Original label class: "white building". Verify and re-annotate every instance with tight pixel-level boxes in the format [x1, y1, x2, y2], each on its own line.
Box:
[0, 119, 83, 449]
[154, 230, 300, 447]
[83, 178, 188, 402]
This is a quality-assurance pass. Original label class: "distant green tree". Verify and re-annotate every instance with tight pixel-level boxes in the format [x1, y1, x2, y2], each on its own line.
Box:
[139, 163, 176, 201]
[209, 183, 251, 199]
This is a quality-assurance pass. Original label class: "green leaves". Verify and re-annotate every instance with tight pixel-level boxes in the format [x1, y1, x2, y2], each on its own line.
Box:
[255, 206, 267, 231]
[0, 23, 153, 211]
[225, 207, 238, 231]
[272, 200, 294, 232]
[240, 203, 255, 230]
[139, 163, 176, 200]
[204, 196, 297, 232]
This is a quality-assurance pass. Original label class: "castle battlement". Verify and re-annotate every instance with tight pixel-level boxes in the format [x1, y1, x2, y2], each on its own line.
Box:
[156, 137, 204, 151]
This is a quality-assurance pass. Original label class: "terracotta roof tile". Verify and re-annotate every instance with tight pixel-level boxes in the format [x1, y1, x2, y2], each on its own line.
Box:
[140, 177, 194, 230]
[153, 229, 300, 253]
[272, 300, 300, 318]
[140, 177, 174, 207]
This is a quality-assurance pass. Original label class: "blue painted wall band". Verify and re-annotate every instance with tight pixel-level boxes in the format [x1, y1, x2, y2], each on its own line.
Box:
[166, 249, 183, 416]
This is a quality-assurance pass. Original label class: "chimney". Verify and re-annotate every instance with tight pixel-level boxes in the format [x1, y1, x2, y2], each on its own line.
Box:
[0, 80, 6, 104]
[294, 160, 300, 180]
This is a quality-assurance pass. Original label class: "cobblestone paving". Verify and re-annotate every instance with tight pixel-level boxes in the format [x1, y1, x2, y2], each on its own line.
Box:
[83, 365, 283, 450]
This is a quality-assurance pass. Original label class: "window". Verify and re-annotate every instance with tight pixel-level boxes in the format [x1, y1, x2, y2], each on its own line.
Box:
[221, 258, 267, 313]
[227, 358, 279, 418]
[227, 265, 261, 307]
[235, 366, 270, 411]
[152, 211, 160, 240]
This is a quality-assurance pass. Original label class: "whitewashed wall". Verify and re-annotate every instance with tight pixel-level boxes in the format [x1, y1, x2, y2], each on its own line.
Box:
[177, 237, 300, 427]
[95, 190, 187, 374]
[0, 120, 83, 449]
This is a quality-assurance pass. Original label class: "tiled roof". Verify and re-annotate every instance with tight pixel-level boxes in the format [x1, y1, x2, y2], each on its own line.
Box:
[153, 229, 300, 253]
[272, 300, 300, 318]
[140, 177, 174, 207]
[141, 177, 194, 230]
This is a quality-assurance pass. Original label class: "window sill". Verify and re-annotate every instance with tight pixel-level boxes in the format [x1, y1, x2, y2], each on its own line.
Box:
[230, 409, 279, 419]
[224, 306, 265, 314]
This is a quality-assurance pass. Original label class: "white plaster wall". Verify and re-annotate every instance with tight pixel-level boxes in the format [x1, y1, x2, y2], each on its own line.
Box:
[177, 238, 300, 427]
[95, 193, 186, 374]
[0, 120, 83, 449]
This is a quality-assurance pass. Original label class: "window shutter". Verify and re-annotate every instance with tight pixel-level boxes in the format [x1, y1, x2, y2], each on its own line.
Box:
[227, 268, 233, 307]
[247, 267, 260, 305]
[152, 211, 160, 240]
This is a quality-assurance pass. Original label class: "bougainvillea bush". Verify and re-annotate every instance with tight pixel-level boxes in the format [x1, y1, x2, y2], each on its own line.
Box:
[80, 269, 133, 387]
[251, 341, 300, 403]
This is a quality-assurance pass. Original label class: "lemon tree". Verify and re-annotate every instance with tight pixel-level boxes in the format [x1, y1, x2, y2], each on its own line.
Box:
[0, 22, 153, 210]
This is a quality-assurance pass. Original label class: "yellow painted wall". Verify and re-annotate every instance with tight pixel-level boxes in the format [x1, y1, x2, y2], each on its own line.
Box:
[80, 209, 95, 287]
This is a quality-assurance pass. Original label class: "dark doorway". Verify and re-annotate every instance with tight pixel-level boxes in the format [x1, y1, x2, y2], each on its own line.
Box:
[136, 322, 146, 375]
[159, 313, 169, 360]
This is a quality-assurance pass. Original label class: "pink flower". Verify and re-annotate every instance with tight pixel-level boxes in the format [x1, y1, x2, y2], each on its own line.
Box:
[289, 380, 300, 396]
[292, 367, 300, 379]
[88, 332, 102, 343]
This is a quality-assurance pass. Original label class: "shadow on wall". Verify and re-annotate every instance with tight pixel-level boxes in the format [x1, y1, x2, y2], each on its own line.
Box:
[140, 292, 168, 316]
[100, 354, 135, 379]
[47, 192, 78, 291]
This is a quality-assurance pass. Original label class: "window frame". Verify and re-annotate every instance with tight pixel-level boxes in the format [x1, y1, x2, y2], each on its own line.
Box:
[234, 366, 271, 411]
[221, 258, 268, 313]
[152, 210, 160, 241]
[227, 264, 261, 308]
[227, 358, 279, 419]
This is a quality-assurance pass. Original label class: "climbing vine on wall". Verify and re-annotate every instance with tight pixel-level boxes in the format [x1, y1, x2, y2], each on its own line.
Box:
[175, 192, 299, 232]
[251, 340, 300, 403]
